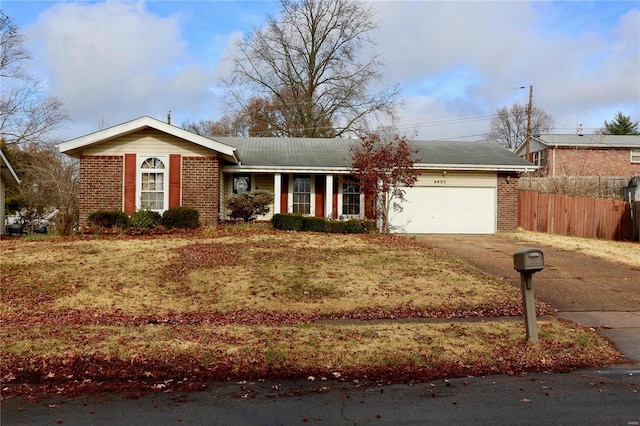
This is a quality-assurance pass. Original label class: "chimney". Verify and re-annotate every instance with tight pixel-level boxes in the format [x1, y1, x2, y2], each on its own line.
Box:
[167, 111, 171, 125]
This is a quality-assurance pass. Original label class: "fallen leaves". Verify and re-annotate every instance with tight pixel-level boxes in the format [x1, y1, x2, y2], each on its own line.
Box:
[0, 229, 626, 398]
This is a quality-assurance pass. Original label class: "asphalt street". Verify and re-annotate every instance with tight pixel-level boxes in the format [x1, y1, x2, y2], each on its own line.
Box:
[2, 370, 639, 425]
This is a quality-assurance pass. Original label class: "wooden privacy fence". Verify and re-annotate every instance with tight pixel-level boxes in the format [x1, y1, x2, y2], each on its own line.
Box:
[518, 191, 637, 241]
[629, 201, 640, 242]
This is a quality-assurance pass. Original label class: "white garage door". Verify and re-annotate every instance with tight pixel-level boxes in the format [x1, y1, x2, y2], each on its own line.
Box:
[391, 186, 496, 234]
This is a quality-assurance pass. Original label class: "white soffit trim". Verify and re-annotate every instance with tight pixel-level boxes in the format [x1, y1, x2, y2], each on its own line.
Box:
[415, 163, 538, 172]
[1, 149, 20, 184]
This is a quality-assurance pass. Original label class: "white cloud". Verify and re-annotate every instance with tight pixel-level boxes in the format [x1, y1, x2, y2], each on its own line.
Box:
[369, 1, 639, 139]
[14, 0, 638, 140]
[27, 1, 217, 135]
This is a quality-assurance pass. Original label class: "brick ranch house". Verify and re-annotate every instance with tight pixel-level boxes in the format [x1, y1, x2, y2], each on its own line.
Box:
[58, 116, 536, 234]
[514, 134, 640, 177]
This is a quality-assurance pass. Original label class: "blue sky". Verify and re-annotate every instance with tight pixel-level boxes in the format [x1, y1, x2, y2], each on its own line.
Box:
[3, 0, 639, 141]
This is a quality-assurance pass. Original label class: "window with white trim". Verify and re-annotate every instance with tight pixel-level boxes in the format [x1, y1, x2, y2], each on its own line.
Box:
[233, 174, 251, 194]
[341, 177, 361, 216]
[138, 156, 167, 212]
[631, 149, 640, 163]
[292, 175, 312, 215]
[532, 150, 546, 167]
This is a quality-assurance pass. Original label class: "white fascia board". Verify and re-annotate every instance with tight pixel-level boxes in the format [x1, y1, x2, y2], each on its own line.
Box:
[414, 164, 538, 172]
[0, 150, 20, 184]
[222, 165, 352, 174]
[224, 164, 537, 174]
[58, 116, 239, 163]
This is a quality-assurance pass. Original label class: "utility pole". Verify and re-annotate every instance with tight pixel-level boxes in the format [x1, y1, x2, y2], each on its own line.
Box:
[525, 85, 533, 162]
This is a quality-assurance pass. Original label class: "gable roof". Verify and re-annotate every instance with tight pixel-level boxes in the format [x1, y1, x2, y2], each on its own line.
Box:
[1, 149, 20, 186]
[515, 134, 640, 156]
[58, 116, 239, 163]
[218, 137, 535, 173]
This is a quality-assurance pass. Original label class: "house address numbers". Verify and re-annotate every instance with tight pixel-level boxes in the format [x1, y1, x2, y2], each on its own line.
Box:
[433, 179, 447, 185]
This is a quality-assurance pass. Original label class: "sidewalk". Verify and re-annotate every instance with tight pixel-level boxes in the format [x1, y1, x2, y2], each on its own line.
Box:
[415, 234, 640, 365]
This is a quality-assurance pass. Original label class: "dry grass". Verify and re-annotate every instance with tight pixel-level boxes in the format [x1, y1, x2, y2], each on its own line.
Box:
[0, 229, 627, 391]
[0, 320, 616, 372]
[1, 232, 518, 317]
[508, 230, 640, 268]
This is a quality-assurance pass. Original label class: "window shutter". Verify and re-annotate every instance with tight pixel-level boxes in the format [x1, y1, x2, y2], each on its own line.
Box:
[315, 176, 325, 217]
[280, 174, 288, 213]
[124, 154, 136, 214]
[169, 154, 181, 208]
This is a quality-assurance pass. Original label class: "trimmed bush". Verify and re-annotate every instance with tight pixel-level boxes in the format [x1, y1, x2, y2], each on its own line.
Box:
[228, 190, 274, 222]
[343, 219, 376, 234]
[302, 216, 327, 232]
[272, 213, 374, 234]
[87, 210, 129, 229]
[271, 213, 304, 231]
[161, 207, 200, 229]
[325, 220, 345, 234]
[130, 210, 161, 232]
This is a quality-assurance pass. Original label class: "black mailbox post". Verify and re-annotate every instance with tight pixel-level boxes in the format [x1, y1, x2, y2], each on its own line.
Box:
[513, 248, 545, 343]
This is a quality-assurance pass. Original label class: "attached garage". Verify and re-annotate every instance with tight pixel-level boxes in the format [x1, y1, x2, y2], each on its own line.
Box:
[391, 172, 497, 234]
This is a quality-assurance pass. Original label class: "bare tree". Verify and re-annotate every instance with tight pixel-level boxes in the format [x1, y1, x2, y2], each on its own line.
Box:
[485, 103, 553, 150]
[5, 141, 79, 235]
[223, 0, 400, 138]
[1, 10, 68, 146]
[0, 10, 30, 80]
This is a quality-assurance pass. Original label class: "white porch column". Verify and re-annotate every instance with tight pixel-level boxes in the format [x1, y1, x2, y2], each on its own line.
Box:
[273, 173, 281, 214]
[325, 174, 334, 218]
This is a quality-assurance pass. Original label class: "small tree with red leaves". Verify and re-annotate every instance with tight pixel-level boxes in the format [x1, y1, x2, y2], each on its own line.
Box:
[350, 132, 419, 233]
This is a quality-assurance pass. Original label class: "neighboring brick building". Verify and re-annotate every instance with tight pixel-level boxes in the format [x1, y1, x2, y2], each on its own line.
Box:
[59, 116, 535, 234]
[514, 134, 640, 177]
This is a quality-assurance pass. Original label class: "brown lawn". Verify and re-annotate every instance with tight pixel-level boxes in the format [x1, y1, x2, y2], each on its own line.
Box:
[0, 228, 626, 395]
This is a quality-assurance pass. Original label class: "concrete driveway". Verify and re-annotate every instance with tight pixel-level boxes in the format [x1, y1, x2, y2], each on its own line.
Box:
[415, 234, 640, 364]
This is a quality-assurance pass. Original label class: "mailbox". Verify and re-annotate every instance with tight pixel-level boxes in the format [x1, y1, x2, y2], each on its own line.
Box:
[513, 248, 545, 273]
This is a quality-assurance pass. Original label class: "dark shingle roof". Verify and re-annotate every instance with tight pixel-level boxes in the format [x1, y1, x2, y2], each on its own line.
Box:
[214, 137, 534, 171]
[533, 134, 640, 148]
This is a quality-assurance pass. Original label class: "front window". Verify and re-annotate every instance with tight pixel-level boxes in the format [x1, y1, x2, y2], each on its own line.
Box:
[233, 175, 251, 194]
[631, 149, 640, 163]
[139, 157, 166, 211]
[532, 150, 546, 167]
[292, 175, 311, 214]
[342, 178, 361, 215]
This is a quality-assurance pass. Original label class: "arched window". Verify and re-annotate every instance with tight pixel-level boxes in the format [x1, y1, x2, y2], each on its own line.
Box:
[139, 157, 166, 211]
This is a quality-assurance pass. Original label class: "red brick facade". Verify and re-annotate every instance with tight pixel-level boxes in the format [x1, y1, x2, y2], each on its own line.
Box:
[78, 155, 221, 228]
[497, 172, 519, 231]
[181, 156, 220, 226]
[76, 154, 518, 232]
[544, 147, 640, 177]
[79, 155, 124, 226]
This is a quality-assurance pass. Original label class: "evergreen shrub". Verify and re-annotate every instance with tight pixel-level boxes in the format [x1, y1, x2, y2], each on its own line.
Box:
[130, 210, 161, 232]
[161, 207, 200, 229]
[87, 210, 129, 229]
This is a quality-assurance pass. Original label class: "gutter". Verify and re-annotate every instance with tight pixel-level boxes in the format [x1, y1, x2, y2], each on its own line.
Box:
[223, 164, 538, 174]
[414, 164, 538, 173]
[222, 165, 352, 174]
